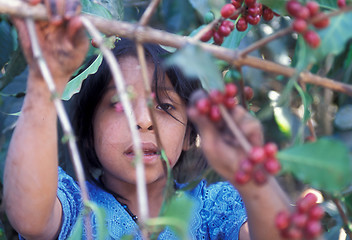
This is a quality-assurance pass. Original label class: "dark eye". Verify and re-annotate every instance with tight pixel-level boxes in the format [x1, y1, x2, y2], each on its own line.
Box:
[156, 103, 175, 111]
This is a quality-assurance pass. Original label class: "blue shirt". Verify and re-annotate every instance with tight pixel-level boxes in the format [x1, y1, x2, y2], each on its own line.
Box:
[24, 167, 247, 239]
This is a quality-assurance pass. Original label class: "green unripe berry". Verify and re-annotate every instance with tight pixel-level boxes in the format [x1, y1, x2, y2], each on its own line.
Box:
[204, 11, 215, 24]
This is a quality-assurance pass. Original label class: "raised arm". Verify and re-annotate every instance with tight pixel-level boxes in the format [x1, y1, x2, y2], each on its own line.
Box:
[188, 91, 291, 240]
[3, 0, 88, 239]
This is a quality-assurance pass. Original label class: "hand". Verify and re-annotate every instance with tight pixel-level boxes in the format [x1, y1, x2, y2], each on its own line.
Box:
[188, 90, 263, 181]
[12, 0, 89, 90]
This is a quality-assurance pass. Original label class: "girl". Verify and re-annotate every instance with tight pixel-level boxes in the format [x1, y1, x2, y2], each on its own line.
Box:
[4, 0, 291, 239]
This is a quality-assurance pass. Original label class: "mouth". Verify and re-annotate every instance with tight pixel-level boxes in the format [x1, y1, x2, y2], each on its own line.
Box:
[124, 143, 161, 163]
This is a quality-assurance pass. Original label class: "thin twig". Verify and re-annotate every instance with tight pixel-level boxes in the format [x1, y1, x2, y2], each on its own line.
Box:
[192, 18, 220, 42]
[2, 0, 352, 95]
[80, 16, 150, 231]
[219, 104, 252, 153]
[138, 0, 161, 26]
[333, 198, 352, 240]
[25, 18, 92, 239]
[239, 27, 292, 58]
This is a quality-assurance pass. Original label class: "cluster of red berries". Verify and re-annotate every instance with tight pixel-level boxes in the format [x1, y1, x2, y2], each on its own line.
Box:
[337, 0, 346, 8]
[201, 0, 276, 45]
[195, 83, 238, 122]
[234, 142, 281, 185]
[286, 0, 331, 48]
[276, 193, 324, 239]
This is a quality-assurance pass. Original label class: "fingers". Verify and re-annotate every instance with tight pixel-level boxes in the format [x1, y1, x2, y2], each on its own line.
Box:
[67, 16, 84, 42]
[42, 0, 81, 25]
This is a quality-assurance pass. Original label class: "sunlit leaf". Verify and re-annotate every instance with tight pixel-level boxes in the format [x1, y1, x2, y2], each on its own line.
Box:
[273, 106, 292, 137]
[277, 138, 352, 194]
[62, 54, 103, 100]
[164, 44, 224, 91]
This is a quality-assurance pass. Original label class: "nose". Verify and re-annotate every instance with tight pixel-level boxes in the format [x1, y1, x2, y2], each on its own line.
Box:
[134, 99, 153, 131]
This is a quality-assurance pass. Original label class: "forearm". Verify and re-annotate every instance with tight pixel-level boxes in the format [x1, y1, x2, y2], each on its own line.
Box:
[3, 75, 62, 236]
[233, 177, 291, 240]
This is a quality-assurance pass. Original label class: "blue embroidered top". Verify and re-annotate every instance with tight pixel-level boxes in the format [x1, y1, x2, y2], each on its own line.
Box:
[24, 167, 247, 239]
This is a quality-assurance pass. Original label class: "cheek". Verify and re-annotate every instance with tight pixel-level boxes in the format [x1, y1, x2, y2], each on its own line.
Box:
[158, 119, 188, 167]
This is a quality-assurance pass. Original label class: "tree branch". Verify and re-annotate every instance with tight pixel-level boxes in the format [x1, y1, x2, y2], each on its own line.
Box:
[2, 0, 352, 96]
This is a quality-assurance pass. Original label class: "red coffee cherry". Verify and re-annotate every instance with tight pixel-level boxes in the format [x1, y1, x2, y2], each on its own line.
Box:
[306, 1, 320, 16]
[338, 0, 346, 8]
[286, 226, 303, 239]
[196, 98, 211, 115]
[313, 12, 330, 29]
[224, 96, 237, 109]
[235, 170, 251, 184]
[249, 146, 266, 163]
[225, 83, 238, 98]
[264, 158, 281, 175]
[222, 20, 235, 31]
[246, 14, 261, 25]
[221, 3, 236, 18]
[218, 25, 232, 37]
[213, 31, 224, 45]
[240, 159, 255, 173]
[262, 7, 274, 21]
[275, 211, 290, 230]
[244, 86, 254, 100]
[231, 0, 243, 9]
[253, 168, 267, 184]
[236, 17, 248, 31]
[286, 0, 302, 18]
[305, 220, 322, 238]
[308, 205, 325, 220]
[209, 105, 222, 122]
[297, 193, 318, 213]
[200, 30, 214, 42]
[303, 30, 320, 48]
[291, 212, 308, 228]
[292, 18, 308, 33]
[264, 142, 278, 158]
[245, 0, 256, 7]
[247, 5, 260, 16]
[209, 89, 224, 104]
[297, 6, 310, 20]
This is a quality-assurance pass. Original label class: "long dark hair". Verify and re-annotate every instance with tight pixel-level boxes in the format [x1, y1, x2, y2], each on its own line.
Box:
[71, 38, 206, 184]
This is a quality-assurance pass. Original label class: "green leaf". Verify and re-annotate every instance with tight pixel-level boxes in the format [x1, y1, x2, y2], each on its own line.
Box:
[164, 44, 224, 91]
[314, 12, 352, 61]
[148, 192, 194, 239]
[62, 54, 103, 100]
[92, 0, 124, 20]
[0, 20, 14, 69]
[273, 106, 292, 137]
[188, 0, 212, 18]
[80, 0, 113, 19]
[85, 201, 108, 240]
[67, 215, 83, 240]
[0, 48, 27, 91]
[277, 138, 352, 194]
[222, 21, 252, 49]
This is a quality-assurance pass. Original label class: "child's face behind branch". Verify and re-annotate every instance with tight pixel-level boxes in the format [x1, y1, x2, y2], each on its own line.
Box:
[93, 56, 189, 189]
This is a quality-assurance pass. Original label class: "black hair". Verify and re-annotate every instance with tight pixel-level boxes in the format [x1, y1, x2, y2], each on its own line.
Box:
[71, 38, 206, 184]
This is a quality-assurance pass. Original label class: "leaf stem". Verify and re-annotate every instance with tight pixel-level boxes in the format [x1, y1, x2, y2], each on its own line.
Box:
[333, 198, 352, 240]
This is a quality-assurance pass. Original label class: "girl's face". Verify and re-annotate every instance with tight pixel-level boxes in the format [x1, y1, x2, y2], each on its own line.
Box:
[93, 56, 189, 187]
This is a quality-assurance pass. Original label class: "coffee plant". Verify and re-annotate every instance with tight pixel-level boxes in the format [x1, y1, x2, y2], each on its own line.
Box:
[1, 0, 352, 239]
